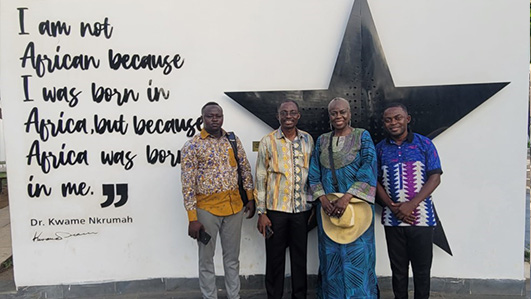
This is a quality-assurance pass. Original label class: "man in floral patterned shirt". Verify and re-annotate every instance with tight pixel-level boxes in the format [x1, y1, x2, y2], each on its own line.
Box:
[181, 102, 255, 299]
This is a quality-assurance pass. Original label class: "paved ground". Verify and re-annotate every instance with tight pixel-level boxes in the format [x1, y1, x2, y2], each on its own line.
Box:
[0, 208, 11, 269]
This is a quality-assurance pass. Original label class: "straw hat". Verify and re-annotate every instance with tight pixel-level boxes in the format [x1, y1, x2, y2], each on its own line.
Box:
[321, 193, 372, 244]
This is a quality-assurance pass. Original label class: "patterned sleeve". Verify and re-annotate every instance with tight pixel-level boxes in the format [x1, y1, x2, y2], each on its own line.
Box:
[180, 140, 198, 222]
[254, 136, 269, 213]
[309, 135, 325, 200]
[424, 137, 443, 176]
[346, 130, 377, 204]
[235, 135, 254, 200]
[307, 134, 315, 161]
[375, 141, 383, 182]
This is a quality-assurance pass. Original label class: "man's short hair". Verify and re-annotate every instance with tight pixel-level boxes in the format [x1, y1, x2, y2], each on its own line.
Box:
[277, 100, 300, 112]
[201, 102, 221, 114]
[383, 102, 408, 114]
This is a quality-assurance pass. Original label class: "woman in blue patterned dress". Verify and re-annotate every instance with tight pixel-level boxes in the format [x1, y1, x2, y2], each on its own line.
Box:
[308, 97, 379, 298]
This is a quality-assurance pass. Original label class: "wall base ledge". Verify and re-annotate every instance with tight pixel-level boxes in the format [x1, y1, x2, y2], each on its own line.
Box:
[2, 275, 526, 298]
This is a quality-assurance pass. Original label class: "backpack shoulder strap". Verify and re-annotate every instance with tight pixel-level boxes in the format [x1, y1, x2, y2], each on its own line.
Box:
[226, 131, 239, 158]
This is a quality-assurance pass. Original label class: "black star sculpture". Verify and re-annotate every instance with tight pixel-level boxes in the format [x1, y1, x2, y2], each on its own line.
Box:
[226, 0, 509, 255]
[226, 0, 508, 143]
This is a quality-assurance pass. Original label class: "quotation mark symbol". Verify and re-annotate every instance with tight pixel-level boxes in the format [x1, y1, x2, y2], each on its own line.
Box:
[101, 184, 128, 208]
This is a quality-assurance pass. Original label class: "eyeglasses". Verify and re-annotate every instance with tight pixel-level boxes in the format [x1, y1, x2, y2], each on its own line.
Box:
[279, 111, 299, 117]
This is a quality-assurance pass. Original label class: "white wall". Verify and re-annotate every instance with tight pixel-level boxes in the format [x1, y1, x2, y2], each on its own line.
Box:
[369, 0, 529, 279]
[0, 0, 527, 286]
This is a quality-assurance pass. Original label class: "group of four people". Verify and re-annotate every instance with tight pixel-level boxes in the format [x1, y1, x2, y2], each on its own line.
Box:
[181, 97, 442, 299]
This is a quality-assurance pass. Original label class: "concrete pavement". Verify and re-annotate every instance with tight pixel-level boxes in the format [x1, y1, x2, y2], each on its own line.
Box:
[0, 206, 10, 268]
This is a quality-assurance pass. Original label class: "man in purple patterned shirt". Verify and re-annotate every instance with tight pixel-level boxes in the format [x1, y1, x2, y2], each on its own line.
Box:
[376, 103, 442, 299]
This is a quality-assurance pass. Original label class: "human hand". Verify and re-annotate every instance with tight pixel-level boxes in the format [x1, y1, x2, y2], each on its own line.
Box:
[244, 201, 256, 219]
[331, 194, 353, 218]
[257, 214, 272, 237]
[188, 221, 204, 239]
[392, 202, 416, 224]
[402, 214, 416, 225]
[319, 195, 334, 216]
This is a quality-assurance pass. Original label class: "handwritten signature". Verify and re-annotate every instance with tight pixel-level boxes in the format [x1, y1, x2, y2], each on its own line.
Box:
[32, 231, 98, 242]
